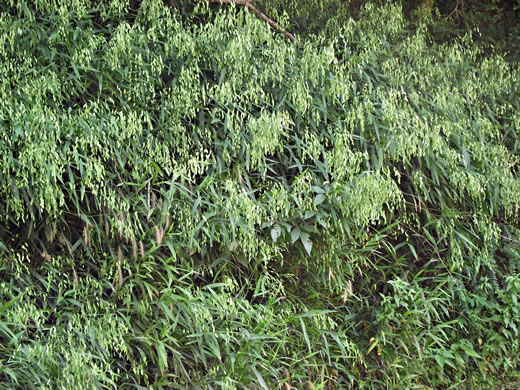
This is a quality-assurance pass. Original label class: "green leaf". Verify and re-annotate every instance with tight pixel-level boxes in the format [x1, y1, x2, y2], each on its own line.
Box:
[314, 193, 326, 206]
[460, 343, 482, 359]
[300, 232, 312, 255]
[367, 338, 379, 354]
[434, 355, 445, 369]
[271, 225, 282, 243]
[0, 292, 24, 314]
[291, 227, 301, 244]
[252, 367, 269, 390]
[304, 210, 316, 219]
[157, 341, 168, 374]
[300, 317, 312, 353]
[293, 309, 336, 318]
[461, 145, 470, 168]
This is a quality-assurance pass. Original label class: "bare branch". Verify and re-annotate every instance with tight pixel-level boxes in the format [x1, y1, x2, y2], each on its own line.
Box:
[244, 2, 295, 42]
[204, 0, 295, 42]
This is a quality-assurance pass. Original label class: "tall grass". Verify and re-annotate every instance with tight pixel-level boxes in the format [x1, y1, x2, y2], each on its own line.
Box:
[0, 0, 519, 388]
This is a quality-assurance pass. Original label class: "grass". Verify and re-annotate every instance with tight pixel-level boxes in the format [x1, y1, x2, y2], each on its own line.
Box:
[0, 0, 519, 388]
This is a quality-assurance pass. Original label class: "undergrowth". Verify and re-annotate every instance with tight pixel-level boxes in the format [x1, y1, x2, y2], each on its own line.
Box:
[0, 0, 519, 388]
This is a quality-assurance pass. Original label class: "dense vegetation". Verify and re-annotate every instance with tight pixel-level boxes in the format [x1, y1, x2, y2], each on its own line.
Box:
[0, 0, 519, 388]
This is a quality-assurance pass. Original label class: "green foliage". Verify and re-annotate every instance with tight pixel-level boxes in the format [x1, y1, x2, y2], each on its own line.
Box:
[0, 0, 519, 388]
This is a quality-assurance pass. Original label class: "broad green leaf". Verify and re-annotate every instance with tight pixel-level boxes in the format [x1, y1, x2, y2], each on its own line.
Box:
[271, 225, 282, 243]
[314, 194, 326, 206]
[300, 232, 312, 255]
[291, 227, 301, 244]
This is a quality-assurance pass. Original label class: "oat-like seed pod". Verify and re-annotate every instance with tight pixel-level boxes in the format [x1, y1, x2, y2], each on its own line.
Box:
[155, 226, 163, 245]
[83, 223, 90, 247]
[73, 267, 79, 286]
[165, 213, 171, 230]
[117, 245, 123, 287]
[105, 217, 109, 237]
[131, 238, 137, 259]
[147, 181, 151, 210]
[139, 241, 145, 258]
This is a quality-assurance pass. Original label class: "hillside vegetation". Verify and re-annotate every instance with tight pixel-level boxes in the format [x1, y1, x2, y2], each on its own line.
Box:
[0, 0, 519, 388]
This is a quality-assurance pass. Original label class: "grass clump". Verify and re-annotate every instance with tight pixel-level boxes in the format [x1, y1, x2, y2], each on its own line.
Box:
[0, 1, 519, 388]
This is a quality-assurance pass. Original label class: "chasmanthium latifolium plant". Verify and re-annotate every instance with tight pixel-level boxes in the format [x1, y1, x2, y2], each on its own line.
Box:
[0, 0, 519, 388]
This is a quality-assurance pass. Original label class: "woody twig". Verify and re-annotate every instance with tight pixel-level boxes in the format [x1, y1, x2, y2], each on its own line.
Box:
[206, 0, 295, 42]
